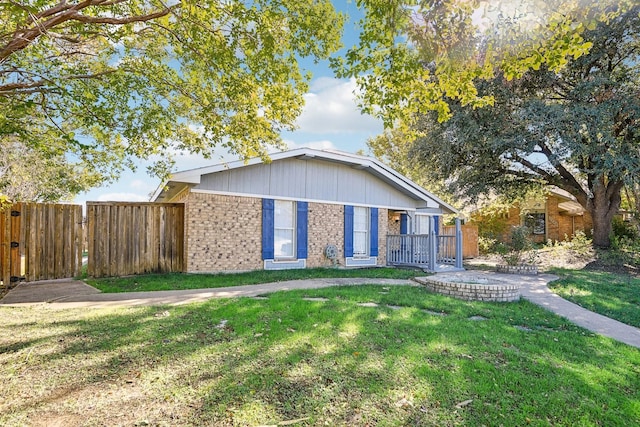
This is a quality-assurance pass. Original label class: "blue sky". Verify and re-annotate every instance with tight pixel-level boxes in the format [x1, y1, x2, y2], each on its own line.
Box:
[74, 2, 384, 204]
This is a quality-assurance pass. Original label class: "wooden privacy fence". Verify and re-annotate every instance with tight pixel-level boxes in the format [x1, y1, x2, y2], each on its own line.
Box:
[1, 203, 83, 288]
[87, 202, 185, 278]
[443, 224, 479, 258]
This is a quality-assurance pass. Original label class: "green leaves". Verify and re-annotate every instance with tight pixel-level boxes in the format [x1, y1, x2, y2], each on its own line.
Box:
[381, 7, 640, 247]
[0, 1, 344, 196]
[338, 0, 633, 129]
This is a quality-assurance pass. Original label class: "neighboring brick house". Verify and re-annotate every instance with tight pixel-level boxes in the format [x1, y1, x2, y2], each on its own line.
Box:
[152, 148, 458, 273]
[470, 188, 593, 244]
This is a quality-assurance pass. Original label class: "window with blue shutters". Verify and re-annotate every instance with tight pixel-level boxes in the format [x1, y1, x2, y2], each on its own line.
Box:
[345, 205, 378, 260]
[353, 206, 369, 256]
[296, 202, 308, 259]
[370, 208, 378, 257]
[274, 200, 295, 258]
[262, 199, 274, 260]
[263, 199, 308, 262]
[344, 205, 354, 257]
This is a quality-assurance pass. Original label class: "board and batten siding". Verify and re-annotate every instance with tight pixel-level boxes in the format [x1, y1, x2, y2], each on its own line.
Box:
[196, 158, 428, 209]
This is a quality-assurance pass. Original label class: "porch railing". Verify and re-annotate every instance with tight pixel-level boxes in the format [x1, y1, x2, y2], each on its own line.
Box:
[386, 234, 431, 267]
[386, 218, 463, 271]
[437, 235, 456, 265]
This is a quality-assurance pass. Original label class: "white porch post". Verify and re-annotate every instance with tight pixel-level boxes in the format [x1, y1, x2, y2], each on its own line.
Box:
[455, 217, 463, 269]
[429, 216, 437, 271]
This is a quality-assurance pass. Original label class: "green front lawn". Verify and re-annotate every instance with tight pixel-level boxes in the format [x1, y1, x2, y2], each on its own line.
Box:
[86, 267, 419, 293]
[549, 269, 640, 328]
[2, 285, 639, 426]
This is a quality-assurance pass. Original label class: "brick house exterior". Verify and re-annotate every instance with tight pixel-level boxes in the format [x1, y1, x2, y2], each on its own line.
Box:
[152, 149, 457, 273]
[471, 189, 593, 244]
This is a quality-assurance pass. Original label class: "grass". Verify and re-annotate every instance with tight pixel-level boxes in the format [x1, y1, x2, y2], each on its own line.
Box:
[85, 267, 419, 293]
[549, 268, 640, 328]
[1, 285, 639, 426]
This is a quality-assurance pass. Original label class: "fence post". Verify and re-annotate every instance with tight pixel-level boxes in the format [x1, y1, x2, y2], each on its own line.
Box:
[429, 216, 437, 271]
[455, 217, 463, 269]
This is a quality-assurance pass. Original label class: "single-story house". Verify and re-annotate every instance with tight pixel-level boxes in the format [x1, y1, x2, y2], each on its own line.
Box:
[469, 188, 593, 244]
[152, 148, 463, 272]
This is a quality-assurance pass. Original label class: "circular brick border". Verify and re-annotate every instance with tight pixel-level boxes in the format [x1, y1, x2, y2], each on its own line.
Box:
[496, 264, 539, 275]
[414, 275, 521, 302]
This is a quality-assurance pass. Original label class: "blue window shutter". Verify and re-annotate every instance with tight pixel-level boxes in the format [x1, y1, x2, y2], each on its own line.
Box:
[434, 216, 440, 235]
[400, 213, 408, 234]
[296, 201, 308, 259]
[344, 205, 354, 257]
[370, 208, 378, 257]
[262, 199, 274, 260]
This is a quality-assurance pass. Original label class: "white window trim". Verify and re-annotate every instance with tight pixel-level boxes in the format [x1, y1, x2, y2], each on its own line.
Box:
[415, 214, 431, 235]
[353, 206, 369, 258]
[274, 200, 296, 260]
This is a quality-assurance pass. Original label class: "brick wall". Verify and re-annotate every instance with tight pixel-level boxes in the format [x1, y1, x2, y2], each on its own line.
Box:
[184, 192, 392, 272]
[416, 276, 521, 302]
[185, 192, 263, 272]
[476, 197, 593, 244]
[387, 211, 401, 236]
[377, 208, 389, 265]
[307, 203, 344, 268]
[306, 204, 389, 267]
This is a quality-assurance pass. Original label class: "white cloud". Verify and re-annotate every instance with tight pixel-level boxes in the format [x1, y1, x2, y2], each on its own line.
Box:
[130, 179, 156, 191]
[96, 192, 151, 202]
[285, 139, 338, 151]
[296, 77, 383, 134]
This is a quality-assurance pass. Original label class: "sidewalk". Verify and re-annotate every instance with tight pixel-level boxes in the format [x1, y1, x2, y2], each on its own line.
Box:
[431, 270, 640, 349]
[1, 273, 639, 349]
[0, 278, 416, 309]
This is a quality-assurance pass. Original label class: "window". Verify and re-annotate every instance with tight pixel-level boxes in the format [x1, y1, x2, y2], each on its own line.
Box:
[344, 205, 378, 265]
[274, 200, 295, 258]
[524, 212, 545, 235]
[416, 215, 430, 234]
[353, 206, 369, 256]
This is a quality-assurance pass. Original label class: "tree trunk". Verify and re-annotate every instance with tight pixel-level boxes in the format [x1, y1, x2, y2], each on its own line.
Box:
[588, 182, 623, 248]
[591, 210, 614, 248]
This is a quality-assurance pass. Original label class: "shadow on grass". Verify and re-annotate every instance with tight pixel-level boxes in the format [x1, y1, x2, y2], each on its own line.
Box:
[549, 268, 640, 328]
[1, 285, 639, 426]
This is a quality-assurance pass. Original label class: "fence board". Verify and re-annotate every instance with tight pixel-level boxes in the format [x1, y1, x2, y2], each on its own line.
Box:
[443, 224, 479, 258]
[1, 207, 10, 288]
[0, 203, 83, 287]
[87, 202, 184, 278]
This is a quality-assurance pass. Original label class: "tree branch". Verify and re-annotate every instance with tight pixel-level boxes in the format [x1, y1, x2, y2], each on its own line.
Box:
[0, 69, 117, 94]
[0, 1, 180, 63]
[538, 139, 587, 196]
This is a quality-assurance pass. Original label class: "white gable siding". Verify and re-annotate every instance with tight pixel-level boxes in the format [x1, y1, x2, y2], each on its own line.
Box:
[270, 158, 307, 199]
[305, 160, 338, 201]
[195, 158, 429, 210]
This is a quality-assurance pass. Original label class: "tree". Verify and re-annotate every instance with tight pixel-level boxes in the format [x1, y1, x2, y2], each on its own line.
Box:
[334, 0, 633, 129]
[0, 1, 343, 196]
[367, 129, 454, 204]
[0, 138, 100, 202]
[400, 7, 640, 248]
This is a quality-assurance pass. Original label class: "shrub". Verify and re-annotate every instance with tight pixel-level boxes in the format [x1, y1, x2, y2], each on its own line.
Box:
[478, 236, 498, 254]
[498, 226, 537, 266]
[612, 217, 638, 240]
[565, 231, 593, 257]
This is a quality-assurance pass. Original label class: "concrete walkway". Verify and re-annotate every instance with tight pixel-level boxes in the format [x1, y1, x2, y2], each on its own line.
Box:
[0, 278, 416, 309]
[429, 270, 640, 349]
[1, 273, 639, 349]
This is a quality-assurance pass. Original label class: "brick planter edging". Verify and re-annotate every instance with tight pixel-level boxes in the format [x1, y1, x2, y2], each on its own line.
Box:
[415, 276, 521, 302]
[496, 264, 539, 275]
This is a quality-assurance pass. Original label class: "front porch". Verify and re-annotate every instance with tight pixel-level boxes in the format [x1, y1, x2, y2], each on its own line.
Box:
[386, 218, 464, 272]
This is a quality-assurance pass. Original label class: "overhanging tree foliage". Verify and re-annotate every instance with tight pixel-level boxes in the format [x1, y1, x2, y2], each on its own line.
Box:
[334, 0, 634, 129]
[0, 138, 99, 202]
[400, 7, 640, 248]
[0, 0, 343, 198]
